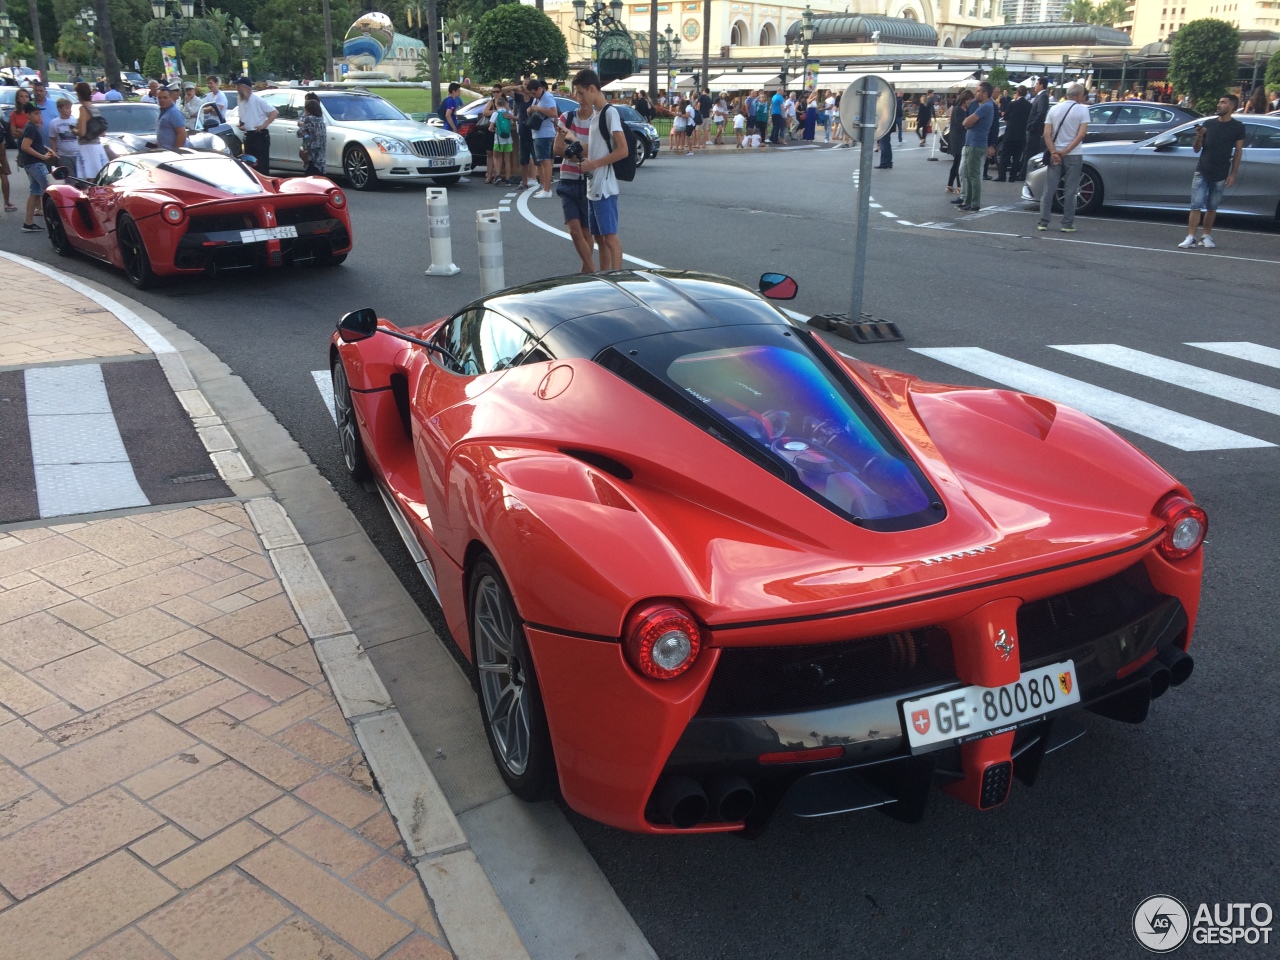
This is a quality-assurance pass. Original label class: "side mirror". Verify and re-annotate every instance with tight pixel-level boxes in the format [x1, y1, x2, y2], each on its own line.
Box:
[759, 273, 798, 300]
[51, 166, 67, 180]
[1151, 135, 1177, 151]
[337, 308, 378, 342]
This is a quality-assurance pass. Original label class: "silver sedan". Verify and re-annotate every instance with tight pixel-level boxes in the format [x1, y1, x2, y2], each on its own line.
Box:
[1022, 115, 1280, 219]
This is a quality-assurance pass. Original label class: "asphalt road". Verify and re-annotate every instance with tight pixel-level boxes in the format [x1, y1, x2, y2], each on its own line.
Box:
[7, 140, 1279, 958]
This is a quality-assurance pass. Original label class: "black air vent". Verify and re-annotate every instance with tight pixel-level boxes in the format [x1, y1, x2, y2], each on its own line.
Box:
[562, 448, 632, 480]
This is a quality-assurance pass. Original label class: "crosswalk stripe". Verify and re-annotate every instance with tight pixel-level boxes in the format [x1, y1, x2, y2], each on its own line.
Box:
[910, 347, 1273, 452]
[312, 370, 337, 424]
[1186, 341, 1280, 371]
[1051, 343, 1280, 417]
[25, 365, 150, 518]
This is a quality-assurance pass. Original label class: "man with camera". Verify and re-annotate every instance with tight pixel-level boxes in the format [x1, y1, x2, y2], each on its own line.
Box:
[572, 68, 628, 272]
[554, 88, 598, 273]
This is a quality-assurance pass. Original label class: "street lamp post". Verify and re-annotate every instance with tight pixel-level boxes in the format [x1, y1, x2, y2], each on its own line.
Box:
[74, 8, 97, 75]
[1061, 53, 1070, 86]
[658, 23, 680, 100]
[799, 4, 814, 90]
[1119, 51, 1130, 97]
[229, 25, 259, 78]
[781, 44, 791, 89]
[150, 0, 195, 80]
[572, 0, 624, 76]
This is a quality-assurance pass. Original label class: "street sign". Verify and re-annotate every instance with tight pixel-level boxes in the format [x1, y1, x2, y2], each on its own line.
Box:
[842, 75, 895, 143]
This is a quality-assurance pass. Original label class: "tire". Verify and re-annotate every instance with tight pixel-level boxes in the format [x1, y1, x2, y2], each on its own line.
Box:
[432, 174, 461, 186]
[632, 138, 646, 169]
[1054, 166, 1103, 216]
[115, 214, 155, 289]
[44, 197, 72, 256]
[331, 359, 371, 480]
[343, 145, 378, 191]
[470, 558, 557, 801]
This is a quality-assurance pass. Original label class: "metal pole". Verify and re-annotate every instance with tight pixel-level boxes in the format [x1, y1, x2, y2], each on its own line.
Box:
[850, 82, 879, 325]
[476, 209, 504, 294]
[424, 188, 460, 276]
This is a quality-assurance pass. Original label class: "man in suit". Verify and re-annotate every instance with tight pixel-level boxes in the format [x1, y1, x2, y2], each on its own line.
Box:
[1018, 77, 1050, 181]
[998, 86, 1031, 181]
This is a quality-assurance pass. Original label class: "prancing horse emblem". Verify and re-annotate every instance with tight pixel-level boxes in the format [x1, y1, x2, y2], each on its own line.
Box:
[994, 629, 1015, 661]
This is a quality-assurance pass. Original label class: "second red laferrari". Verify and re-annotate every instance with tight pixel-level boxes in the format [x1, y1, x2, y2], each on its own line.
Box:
[44, 148, 351, 288]
[329, 270, 1205, 835]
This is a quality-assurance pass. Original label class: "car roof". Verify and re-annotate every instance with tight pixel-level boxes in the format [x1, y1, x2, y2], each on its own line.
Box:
[477, 270, 790, 359]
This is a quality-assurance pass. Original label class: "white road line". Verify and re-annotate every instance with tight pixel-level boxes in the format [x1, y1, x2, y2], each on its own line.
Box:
[879, 210, 896, 218]
[910, 347, 1273, 452]
[1187, 341, 1280, 371]
[1051, 343, 1280, 417]
[1043, 235, 1280, 266]
[25, 365, 150, 517]
[515, 187, 663, 269]
[312, 370, 337, 424]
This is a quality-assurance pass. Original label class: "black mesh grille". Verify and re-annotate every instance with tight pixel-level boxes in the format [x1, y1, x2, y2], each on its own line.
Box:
[274, 204, 329, 227]
[1017, 562, 1166, 665]
[188, 212, 256, 234]
[698, 628, 955, 717]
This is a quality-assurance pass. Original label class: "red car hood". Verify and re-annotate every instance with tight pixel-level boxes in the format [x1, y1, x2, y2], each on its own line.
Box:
[458, 355, 1177, 630]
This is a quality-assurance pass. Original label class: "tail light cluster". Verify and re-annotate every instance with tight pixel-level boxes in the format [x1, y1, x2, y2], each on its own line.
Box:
[623, 602, 703, 680]
[160, 203, 185, 225]
[328, 188, 346, 208]
[1155, 493, 1207, 561]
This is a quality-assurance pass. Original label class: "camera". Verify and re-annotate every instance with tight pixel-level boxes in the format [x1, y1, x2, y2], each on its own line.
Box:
[563, 139, 584, 160]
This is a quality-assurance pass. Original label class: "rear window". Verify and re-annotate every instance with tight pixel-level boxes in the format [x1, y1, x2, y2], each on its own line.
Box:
[160, 158, 264, 195]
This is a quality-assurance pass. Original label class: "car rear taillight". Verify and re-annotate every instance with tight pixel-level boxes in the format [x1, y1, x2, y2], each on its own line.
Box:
[161, 204, 185, 225]
[1155, 493, 1207, 560]
[328, 188, 346, 208]
[623, 602, 702, 680]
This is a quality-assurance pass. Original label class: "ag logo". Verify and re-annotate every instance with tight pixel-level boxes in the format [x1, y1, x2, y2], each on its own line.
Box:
[911, 709, 930, 735]
[993, 628, 1014, 661]
[1133, 895, 1190, 953]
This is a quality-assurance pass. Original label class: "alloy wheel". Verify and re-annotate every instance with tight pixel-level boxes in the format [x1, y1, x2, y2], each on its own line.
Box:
[474, 573, 531, 777]
[330, 361, 369, 479]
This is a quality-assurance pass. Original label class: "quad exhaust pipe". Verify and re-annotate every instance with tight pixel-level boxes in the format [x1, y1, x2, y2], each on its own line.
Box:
[1157, 646, 1194, 687]
[654, 775, 757, 828]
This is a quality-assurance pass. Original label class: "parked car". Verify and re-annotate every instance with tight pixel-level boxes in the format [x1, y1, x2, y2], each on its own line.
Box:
[1082, 100, 1199, 143]
[459, 95, 657, 169]
[121, 70, 149, 93]
[328, 269, 1205, 835]
[44, 149, 351, 287]
[1023, 115, 1280, 218]
[226, 89, 470, 189]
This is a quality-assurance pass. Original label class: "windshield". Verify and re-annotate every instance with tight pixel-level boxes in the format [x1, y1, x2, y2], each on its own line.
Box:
[98, 104, 160, 134]
[160, 157, 264, 195]
[318, 94, 407, 122]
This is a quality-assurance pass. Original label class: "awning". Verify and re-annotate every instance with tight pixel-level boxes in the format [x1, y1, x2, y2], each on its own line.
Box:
[811, 69, 978, 94]
[602, 76, 639, 92]
[707, 72, 783, 89]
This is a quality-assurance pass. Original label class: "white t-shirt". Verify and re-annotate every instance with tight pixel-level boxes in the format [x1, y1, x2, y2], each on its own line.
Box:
[586, 104, 623, 201]
[733, 112, 745, 130]
[1045, 99, 1089, 150]
[784, 98, 797, 120]
[684, 103, 696, 127]
[206, 89, 228, 112]
[238, 92, 275, 131]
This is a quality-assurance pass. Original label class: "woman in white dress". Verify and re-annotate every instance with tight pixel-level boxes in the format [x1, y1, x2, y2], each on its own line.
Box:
[74, 82, 109, 180]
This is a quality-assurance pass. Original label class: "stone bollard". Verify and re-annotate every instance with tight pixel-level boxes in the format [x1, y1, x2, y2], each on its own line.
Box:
[476, 209, 504, 295]
[424, 187, 460, 276]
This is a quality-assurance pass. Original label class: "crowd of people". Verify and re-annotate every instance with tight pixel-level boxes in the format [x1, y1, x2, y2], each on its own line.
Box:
[647, 88, 850, 150]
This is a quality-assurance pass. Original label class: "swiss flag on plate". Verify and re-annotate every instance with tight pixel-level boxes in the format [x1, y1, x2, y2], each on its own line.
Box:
[911, 709, 930, 735]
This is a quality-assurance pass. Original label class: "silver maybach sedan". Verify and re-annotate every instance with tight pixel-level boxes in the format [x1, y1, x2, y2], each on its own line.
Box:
[1022, 115, 1280, 219]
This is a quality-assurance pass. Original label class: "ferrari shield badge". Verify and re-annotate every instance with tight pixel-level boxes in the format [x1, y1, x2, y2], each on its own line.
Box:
[993, 628, 1015, 661]
[1058, 670, 1074, 696]
[911, 709, 930, 735]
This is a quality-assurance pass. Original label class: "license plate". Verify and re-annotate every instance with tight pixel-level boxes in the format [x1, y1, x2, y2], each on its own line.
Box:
[902, 660, 1081, 752]
[239, 225, 298, 243]
[427, 158, 452, 168]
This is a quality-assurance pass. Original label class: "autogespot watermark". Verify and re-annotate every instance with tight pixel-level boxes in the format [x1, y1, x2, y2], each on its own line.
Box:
[1133, 895, 1273, 952]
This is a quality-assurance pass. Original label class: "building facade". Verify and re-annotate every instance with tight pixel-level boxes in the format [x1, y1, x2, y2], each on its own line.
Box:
[1002, 0, 1068, 25]
[1125, 0, 1280, 46]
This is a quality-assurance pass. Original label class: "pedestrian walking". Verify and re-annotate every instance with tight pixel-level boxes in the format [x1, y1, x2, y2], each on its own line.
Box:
[876, 125, 893, 168]
[1178, 94, 1245, 250]
[895, 93, 904, 143]
[998, 86, 1029, 181]
[1036, 82, 1090, 233]
[712, 96, 727, 144]
[784, 93, 798, 140]
[958, 81, 996, 211]
[527, 78, 558, 198]
[945, 89, 972, 194]
[554, 89, 598, 273]
[235, 77, 277, 175]
[915, 94, 934, 146]
[297, 96, 327, 175]
[1018, 77, 1050, 181]
[73, 82, 108, 181]
[17, 105, 54, 233]
[573, 68, 627, 272]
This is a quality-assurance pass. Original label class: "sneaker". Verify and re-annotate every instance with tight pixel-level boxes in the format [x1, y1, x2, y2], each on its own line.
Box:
[1036, 223, 1048, 231]
[1177, 235, 1198, 249]
[957, 204, 974, 211]
[1201, 235, 1216, 249]
[21, 223, 42, 232]
[686, 150, 694, 156]
[4, 205, 16, 213]
[951, 198, 966, 205]
[533, 189, 553, 199]
[458, 177, 471, 184]
[1060, 226, 1076, 233]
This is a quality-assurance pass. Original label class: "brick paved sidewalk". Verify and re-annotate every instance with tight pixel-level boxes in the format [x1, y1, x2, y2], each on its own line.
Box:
[0, 256, 462, 960]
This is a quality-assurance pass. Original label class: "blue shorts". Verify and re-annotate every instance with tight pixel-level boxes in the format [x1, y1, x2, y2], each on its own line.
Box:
[532, 136, 553, 163]
[25, 163, 48, 196]
[557, 177, 588, 227]
[1190, 171, 1225, 212]
[587, 193, 618, 237]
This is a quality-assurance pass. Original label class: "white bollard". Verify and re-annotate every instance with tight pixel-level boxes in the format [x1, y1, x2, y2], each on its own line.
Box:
[424, 187, 460, 276]
[927, 127, 940, 161]
[476, 209, 504, 295]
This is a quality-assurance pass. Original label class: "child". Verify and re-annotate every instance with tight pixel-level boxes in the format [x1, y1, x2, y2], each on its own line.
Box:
[490, 92, 515, 185]
[18, 104, 55, 233]
[733, 107, 745, 148]
[671, 100, 686, 153]
[47, 97, 80, 180]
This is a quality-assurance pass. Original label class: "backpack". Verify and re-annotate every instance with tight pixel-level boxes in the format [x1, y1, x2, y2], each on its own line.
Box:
[495, 109, 511, 137]
[755, 99, 768, 123]
[598, 105, 636, 182]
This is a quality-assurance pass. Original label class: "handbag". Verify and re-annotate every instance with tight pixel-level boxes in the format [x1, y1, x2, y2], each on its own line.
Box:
[475, 114, 490, 132]
[527, 111, 544, 131]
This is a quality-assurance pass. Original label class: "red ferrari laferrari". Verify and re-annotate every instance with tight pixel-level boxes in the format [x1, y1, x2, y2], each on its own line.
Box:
[329, 270, 1205, 835]
[44, 149, 351, 288]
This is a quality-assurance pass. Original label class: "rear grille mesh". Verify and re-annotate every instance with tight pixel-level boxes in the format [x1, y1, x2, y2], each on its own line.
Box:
[188, 213, 255, 234]
[274, 204, 329, 227]
[410, 139, 457, 158]
[698, 628, 955, 717]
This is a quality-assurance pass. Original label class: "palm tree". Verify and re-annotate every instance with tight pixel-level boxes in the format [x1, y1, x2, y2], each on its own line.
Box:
[1061, 0, 1096, 23]
[1093, 0, 1128, 25]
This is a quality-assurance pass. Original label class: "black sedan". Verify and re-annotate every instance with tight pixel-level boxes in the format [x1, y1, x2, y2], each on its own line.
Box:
[458, 96, 658, 170]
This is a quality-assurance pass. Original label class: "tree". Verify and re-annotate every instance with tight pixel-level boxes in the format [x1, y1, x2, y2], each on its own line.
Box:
[986, 64, 1009, 92]
[93, 0, 123, 92]
[1093, 0, 1128, 25]
[142, 44, 164, 77]
[182, 38, 217, 78]
[1061, 0, 1094, 23]
[259, 0, 328, 79]
[470, 3, 566, 82]
[1170, 19, 1240, 113]
[1266, 49, 1280, 94]
[57, 19, 95, 75]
